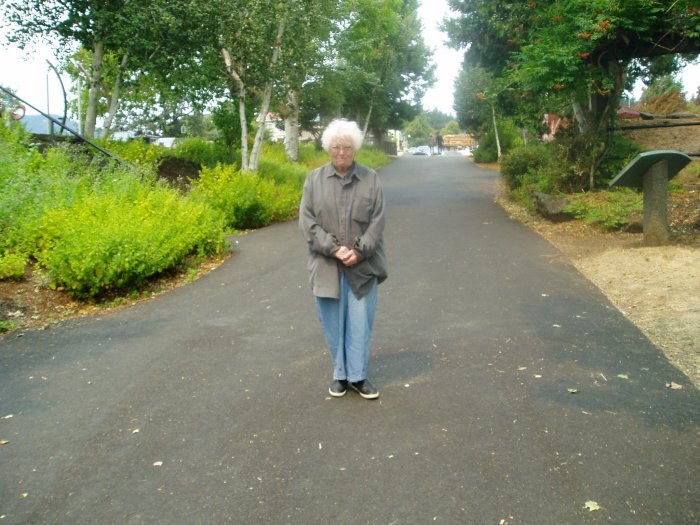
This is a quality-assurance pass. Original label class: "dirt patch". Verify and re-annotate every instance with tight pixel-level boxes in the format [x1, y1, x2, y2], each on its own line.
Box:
[494, 167, 700, 388]
[0, 256, 228, 335]
[157, 156, 202, 190]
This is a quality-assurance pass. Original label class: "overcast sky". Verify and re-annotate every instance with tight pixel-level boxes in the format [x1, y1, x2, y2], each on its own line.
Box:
[0, 3, 698, 118]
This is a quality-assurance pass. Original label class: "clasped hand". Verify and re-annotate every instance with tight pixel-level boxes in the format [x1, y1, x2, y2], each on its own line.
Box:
[335, 246, 358, 267]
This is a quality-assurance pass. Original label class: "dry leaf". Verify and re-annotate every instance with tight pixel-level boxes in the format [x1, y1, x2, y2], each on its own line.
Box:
[0, 439, 9, 445]
[666, 382, 683, 390]
[153, 461, 163, 467]
[584, 500, 601, 511]
[616, 373, 629, 380]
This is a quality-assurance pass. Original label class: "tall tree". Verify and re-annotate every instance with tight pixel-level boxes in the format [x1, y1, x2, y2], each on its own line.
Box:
[446, 0, 700, 187]
[335, 0, 435, 142]
[2, 0, 204, 137]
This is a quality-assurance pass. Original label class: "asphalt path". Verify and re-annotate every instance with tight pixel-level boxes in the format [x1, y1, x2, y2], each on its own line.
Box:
[1, 153, 698, 524]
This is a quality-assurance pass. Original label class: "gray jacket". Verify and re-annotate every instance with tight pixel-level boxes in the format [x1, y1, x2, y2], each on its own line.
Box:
[299, 161, 387, 299]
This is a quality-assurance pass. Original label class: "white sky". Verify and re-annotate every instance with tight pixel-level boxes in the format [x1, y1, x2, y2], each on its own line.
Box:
[417, 0, 464, 116]
[0, 3, 698, 117]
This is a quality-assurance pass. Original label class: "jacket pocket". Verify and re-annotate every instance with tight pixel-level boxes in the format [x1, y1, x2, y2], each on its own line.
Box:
[351, 196, 372, 225]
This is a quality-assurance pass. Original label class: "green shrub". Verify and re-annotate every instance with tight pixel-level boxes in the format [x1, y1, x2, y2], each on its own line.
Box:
[97, 139, 165, 173]
[0, 252, 27, 280]
[564, 189, 642, 230]
[473, 118, 522, 163]
[598, 135, 642, 183]
[500, 143, 555, 190]
[190, 164, 299, 230]
[34, 184, 226, 298]
[356, 147, 392, 169]
[171, 138, 237, 168]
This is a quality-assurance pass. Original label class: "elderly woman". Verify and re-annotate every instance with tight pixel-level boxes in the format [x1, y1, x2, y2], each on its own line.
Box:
[299, 119, 388, 400]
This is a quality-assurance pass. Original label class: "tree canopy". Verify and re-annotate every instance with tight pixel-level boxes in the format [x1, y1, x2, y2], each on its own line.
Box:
[445, 0, 700, 186]
[2, 0, 435, 170]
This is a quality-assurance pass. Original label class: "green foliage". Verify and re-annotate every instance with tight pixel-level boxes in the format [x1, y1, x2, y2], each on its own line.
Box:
[441, 120, 462, 135]
[0, 319, 16, 334]
[357, 147, 392, 170]
[473, 117, 522, 163]
[403, 113, 433, 146]
[190, 164, 298, 231]
[171, 137, 238, 168]
[597, 135, 642, 182]
[0, 115, 389, 302]
[0, 119, 227, 298]
[33, 182, 226, 298]
[500, 143, 559, 191]
[501, 133, 641, 208]
[95, 138, 166, 174]
[0, 252, 27, 280]
[564, 189, 642, 230]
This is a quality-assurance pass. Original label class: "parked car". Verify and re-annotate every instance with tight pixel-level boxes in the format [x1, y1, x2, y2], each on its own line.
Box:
[410, 145, 431, 156]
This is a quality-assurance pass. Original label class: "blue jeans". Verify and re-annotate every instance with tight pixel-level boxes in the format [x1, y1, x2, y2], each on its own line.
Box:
[315, 273, 378, 382]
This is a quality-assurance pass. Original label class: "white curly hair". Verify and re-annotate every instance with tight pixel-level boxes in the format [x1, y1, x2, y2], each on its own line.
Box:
[321, 119, 364, 152]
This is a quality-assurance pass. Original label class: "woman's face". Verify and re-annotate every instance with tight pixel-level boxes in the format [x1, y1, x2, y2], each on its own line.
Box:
[329, 138, 356, 174]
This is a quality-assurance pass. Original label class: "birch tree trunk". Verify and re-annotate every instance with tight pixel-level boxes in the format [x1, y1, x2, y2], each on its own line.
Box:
[248, 16, 286, 173]
[492, 104, 502, 160]
[101, 52, 129, 139]
[222, 47, 249, 172]
[84, 41, 105, 137]
[284, 89, 300, 162]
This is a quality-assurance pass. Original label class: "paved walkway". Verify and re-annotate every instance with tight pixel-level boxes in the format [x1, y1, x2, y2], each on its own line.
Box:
[1, 154, 698, 524]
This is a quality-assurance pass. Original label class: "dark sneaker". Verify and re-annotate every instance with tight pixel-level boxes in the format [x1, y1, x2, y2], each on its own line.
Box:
[329, 379, 348, 397]
[350, 380, 379, 399]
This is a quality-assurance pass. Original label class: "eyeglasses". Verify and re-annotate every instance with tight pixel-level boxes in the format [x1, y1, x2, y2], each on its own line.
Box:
[330, 145, 355, 153]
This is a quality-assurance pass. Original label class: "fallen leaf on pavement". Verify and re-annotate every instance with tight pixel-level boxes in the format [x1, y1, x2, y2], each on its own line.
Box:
[666, 382, 683, 390]
[584, 500, 601, 511]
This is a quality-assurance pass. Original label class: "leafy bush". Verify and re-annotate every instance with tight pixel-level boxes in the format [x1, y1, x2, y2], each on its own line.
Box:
[564, 189, 642, 230]
[97, 138, 166, 173]
[33, 182, 226, 298]
[171, 137, 238, 168]
[473, 118, 522, 163]
[500, 143, 556, 190]
[598, 134, 642, 183]
[0, 252, 27, 280]
[190, 164, 300, 230]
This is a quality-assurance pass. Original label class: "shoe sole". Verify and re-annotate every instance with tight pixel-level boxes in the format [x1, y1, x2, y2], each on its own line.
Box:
[329, 387, 347, 397]
[350, 384, 379, 399]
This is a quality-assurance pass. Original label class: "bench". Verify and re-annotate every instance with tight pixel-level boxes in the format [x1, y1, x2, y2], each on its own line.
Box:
[608, 150, 692, 246]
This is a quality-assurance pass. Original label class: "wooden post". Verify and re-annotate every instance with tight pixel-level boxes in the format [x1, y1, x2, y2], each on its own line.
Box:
[642, 159, 669, 246]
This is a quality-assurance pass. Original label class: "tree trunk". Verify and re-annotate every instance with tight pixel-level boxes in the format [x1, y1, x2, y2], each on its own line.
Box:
[248, 15, 286, 173]
[101, 52, 129, 139]
[284, 89, 300, 162]
[222, 47, 249, 172]
[492, 104, 502, 160]
[249, 82, 274, 173]
[84, 41, 105, 137]
[362, 102, 373, 139]
[574, 59, 627, 189]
